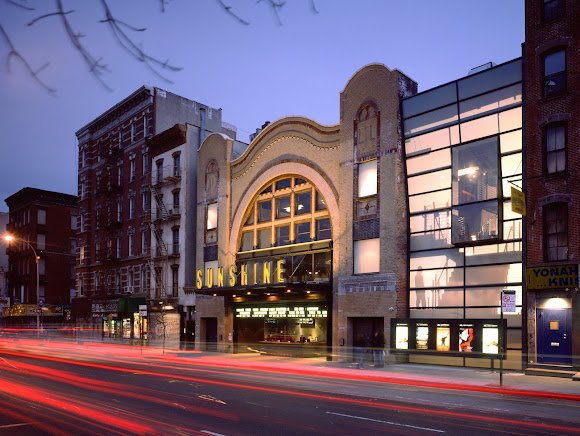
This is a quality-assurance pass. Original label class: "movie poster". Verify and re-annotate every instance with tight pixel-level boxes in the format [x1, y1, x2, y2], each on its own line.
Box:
[436, 324, 451, 352]
[459, 324, 474, 352]
[482, 324, 499, 354]
[395, 324, 409, 349]
[416, 324, 429, 350]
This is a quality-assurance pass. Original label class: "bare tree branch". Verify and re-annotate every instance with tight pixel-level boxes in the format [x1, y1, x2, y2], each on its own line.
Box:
[27, 9, 73, 26]
[98, 0, 181, 84]
[3, 0, 34, 11]
[309, 0, 318, 14]
[215, 0, 250, 26]
[258, 0, 286, 26]
[0, 24, 56, 94]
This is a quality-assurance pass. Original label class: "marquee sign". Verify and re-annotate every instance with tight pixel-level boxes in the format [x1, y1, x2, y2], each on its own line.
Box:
[196, 259, 286, 289]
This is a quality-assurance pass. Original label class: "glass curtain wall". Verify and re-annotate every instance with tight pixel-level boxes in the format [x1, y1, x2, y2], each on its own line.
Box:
[402, 59, 523, 365]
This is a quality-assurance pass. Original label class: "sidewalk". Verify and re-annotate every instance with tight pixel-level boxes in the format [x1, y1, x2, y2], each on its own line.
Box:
[177, 351, 580, 398]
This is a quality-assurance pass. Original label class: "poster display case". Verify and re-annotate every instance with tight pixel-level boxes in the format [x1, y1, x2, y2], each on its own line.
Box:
[391, 318, 506, 359]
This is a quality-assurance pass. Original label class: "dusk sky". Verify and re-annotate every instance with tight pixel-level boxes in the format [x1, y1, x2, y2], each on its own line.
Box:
[0, 0, 524, 212]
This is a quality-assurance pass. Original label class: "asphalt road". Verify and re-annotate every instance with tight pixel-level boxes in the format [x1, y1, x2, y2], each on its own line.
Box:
[0, 336, 579, 435]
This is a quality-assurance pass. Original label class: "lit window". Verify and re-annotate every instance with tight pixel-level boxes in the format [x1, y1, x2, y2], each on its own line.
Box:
[354, 238, 380, 274]
[37, 209, 46, 225]
[543, 50, 566, 97]
[358, 160, 378, 197]
[545, 124, 566, 174]
[207, 203, 218, 230]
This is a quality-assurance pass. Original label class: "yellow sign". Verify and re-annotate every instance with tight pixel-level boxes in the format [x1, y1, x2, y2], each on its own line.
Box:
[511, 186, 526, 216]
[526, 264, 579, 290]
[196, 259, 285, 289]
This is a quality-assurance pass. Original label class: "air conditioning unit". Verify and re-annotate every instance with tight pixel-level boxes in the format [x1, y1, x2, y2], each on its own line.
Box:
[125, 286, 133, 294]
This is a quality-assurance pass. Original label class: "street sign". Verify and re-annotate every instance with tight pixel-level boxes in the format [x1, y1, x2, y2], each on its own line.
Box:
[139, 304, 147, 316]
[501, 290, 516, 313]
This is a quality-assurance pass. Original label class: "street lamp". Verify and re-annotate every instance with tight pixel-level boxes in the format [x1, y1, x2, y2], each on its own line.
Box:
[2, 233, 41, 335]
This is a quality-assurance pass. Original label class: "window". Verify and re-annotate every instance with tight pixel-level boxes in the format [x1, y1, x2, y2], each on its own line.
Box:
[142, 190, 150, 212]
[128, 234, 134, 257]
[543, 50, 566, 97]
[129, 157, 136, 181]
[141, 229, 148, 255]
[358, 160, 377, 197]
[37, 209, 46, 225]
[275, 178, 291, 190]
[173, 154, 181, 177]
[117, 164, 123, 186]
[276, 196, 291, 219]
[143, 116, 148, 137]
[172, 266, 179, 295]
[258, 200, 272, 222]
[131, 123, 136, 143]
[544, 202, 567, 261]
[207, 203, 218, 229]
[38, 259, 46, 275]
[257, 228, 271, 249]
[544, 0, 564, 21]
[117, 200, 123, 222]
[545, 124, 566, 174]
[316, 218, 331, 240]
[241, 232, 253, 251]
[156, 160, 163, 184]
[116, 237, 121, 258]
[295, 221, 311, 243]
[142, 152, 149, 174]
[354, 238, 380, 274]
[71, 215, 78, 230]
[173, 190, 180, 212]
[172, 228, 179, 255]
[295, 191, 311, 215]
[276, 226, 290, 246]
[129, 196, 135, 219]
[37, 233, 46, 250]
[316, 191, 327, 211]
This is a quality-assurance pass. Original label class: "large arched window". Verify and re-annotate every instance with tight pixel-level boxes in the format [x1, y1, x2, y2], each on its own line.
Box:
[239, 176, 331, 252]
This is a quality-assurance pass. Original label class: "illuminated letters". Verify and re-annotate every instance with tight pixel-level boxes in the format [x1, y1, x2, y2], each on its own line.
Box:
[196, 268, 203, 289]
[217, 267, 224, 287]
[276, 259, 285, 283]
[206, 267, 213, 288]
[229, 265, 237, 287]
[253, 262, 258, 285]
[263, 261, 271, 284]
[240, 264, 248, 286]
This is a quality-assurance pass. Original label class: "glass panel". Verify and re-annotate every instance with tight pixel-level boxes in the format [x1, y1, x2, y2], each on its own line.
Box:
[411, 288, 463, 308]
[275, 178, 291, 190]
[410, 229, 452, 251]
[404, 104, 458, 136]
[500, 130, 522, 154]
[244, 209, 254, 225]
[257, 228, 271, 249]
[241, 232, 253, 251]
[313, 251, 331, 281]
[258, 200, 272, 222]
[502, 177, 522, 197]
[291, 254, 313, 282]
[499, 107, 522, 132]
[353, 238, 380, 274]
[459, 84, 522, 120]
[358, 160, 377, 197]
[276, 226, 290, 246]
[410, 248, 464, 269]
[464, 242, 521, 265]
[546, 125, 565, 151]
[206, 203, 218, 230]
[457, 59, 522, 100]
[276, 196, 291, 219]
[260, 185, 272, 195]
[465, 263, 522, 286]
[503, 200, 520, 220]
[405, 125, 459, 156]
[294, 221, 311, 243]
[465, 286, 522, 307]
[316, 218, 331, 240]
[465, 309, 522, 327]
[410, 210, 451, 233]
[316, 191, 327, 211]
[410, 267, 463, 288]
[503, 219, 522, 240]
[402, 82, 457, 118]
[294, 178, 306, 186]
[408, 169, 451, 196]
[406, 149, 451, 176]
[501, 153, 522, 178]
[460, 113, 498, 143]
[544, 50, 565, 75]
[357, 197, 378, 217]
[452, 137, 499, 205]
[295, 191, 311, 215]
[452, 201, 499, 244]
[410, 308, 464, 319]
[409, 189, 451, 213]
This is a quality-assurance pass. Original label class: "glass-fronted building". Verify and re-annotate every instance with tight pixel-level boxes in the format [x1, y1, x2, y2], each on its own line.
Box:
[401, 59, 524, 369]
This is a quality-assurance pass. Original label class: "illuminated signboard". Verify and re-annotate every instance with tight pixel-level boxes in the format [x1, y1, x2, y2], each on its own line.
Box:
[196, 259, 286, 289]
[390, 319, 506, 359]
[235, 306, 327, 319]
[526, 264, 579, 290]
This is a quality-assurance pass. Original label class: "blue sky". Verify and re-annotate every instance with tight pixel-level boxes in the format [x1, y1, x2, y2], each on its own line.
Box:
[0, 0, 524, 212]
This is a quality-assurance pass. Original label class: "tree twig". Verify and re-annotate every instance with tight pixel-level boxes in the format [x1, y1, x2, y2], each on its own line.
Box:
[215, 0, 250, 25]
[0, 24, 56, 94]
[3, 0, 35, 11]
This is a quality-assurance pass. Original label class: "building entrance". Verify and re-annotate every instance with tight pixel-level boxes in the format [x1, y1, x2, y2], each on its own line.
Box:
[203, 317, 218, 351]
[537, 308, 572, 364]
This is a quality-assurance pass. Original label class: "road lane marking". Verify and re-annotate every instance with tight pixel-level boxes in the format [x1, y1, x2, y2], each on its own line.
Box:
[326, 411, 445, 433]
[0, 423, 32, 429]
[197, 394, 227, 404]
[200, 430, 226, 436]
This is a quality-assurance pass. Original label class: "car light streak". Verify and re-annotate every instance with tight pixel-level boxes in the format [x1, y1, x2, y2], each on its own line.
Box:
[1, 347, 579, 434]
[326, 411, 445, 433]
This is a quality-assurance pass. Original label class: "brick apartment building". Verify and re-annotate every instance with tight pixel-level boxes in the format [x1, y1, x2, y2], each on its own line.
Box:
[523, 0, 579, 367]
[3, 188, 77, 322]
[74, 86, 237, 340]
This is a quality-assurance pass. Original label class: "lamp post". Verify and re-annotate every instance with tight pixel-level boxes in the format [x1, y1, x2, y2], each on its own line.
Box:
[3, 233, 41, 335]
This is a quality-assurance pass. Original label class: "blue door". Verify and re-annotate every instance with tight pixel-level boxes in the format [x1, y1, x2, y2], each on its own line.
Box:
[537, 308, 572, 364]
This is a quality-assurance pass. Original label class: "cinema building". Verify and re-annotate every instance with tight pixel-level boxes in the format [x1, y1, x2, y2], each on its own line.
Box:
[193, 64, 417, 356]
